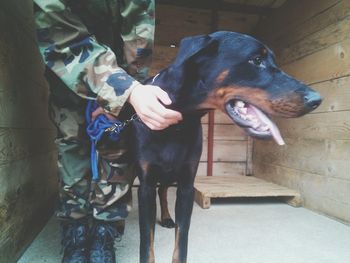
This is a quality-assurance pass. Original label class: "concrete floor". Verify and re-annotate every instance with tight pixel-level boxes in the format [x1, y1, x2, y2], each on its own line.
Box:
[19, 187, 350, 263]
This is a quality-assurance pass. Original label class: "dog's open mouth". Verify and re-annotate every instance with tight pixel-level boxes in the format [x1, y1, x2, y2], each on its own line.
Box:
[225, 100, 285, 145]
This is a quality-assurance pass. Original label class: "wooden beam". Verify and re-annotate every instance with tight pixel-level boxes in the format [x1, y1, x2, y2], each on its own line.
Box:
[157, 0, 272, 15]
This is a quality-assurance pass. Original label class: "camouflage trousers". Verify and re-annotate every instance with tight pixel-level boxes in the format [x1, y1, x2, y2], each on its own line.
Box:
[51, 92, 136, 222]
[46, 0, 155, 222]
[52, 87, 146, 220]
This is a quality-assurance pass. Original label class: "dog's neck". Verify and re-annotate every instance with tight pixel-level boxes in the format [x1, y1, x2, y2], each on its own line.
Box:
[146, 67, 209, 118]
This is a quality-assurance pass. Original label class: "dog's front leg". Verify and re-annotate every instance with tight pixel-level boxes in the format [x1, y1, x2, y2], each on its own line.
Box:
[138, 182, 157, 263]
[172, 183, 195, 263]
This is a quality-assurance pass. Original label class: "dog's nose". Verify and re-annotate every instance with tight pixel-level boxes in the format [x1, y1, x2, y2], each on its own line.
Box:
[304, 91, 322, 110]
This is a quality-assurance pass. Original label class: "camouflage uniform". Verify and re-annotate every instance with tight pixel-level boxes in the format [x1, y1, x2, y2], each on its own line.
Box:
[34, 0, 155, 222]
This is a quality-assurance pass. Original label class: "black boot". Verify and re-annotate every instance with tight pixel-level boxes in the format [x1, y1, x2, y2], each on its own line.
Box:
[89, 220, 121, 263]
[61, 219, 89, 263]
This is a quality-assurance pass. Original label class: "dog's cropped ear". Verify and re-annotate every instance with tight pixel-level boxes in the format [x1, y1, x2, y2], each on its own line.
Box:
[172, 35, 219, 67]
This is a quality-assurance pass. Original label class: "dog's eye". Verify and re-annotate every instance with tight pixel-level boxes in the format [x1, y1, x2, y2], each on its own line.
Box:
[249, 56, 265, 68]
[251, 56, 262, 65]
[254, 57, 263, 65]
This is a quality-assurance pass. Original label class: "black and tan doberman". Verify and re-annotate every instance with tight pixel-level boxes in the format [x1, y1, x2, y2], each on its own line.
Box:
[125, 31, 321, 263]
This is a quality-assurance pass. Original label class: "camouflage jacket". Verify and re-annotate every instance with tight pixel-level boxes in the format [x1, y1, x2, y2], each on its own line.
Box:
[34, 0, 155, 116]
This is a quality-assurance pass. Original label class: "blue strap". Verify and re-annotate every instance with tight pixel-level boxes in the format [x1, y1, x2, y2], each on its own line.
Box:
[85, 101, 125, 181]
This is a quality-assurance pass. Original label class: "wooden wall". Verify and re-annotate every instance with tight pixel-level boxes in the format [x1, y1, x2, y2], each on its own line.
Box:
[253, 0, 350, 223]
[152, 4, 261, 177]
[0, 1, 58, 261]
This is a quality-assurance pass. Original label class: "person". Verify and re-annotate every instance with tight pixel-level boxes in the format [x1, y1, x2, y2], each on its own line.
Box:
[33, 1, 182, 262]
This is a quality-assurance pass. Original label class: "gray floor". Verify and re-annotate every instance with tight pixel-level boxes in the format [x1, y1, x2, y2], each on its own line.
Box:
[19, 187, 350, 263]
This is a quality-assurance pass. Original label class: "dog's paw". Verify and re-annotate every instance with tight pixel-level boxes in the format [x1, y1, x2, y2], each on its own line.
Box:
[160, 218, 176, 228]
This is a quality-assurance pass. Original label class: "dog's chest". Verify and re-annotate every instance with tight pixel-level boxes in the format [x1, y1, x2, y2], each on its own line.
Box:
[134, 120, 203, 171]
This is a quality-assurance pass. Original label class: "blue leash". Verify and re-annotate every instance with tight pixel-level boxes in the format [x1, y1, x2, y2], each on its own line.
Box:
[85, 101, 137, 181]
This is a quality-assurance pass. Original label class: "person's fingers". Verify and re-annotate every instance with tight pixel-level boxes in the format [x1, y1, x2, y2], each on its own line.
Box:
[91, 107, 104, 121]
[153, 87, 172, 105]
[91, 106, 117, 121]
[141, 110, 167, 124]
[148, 100, 182, 121]
[140, 114, 168, 130]
[128, 84, 183, 129]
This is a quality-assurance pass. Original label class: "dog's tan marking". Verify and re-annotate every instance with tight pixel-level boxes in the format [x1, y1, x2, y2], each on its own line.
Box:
[147, 230, 155, 263]
[215, 69, 229, 84]
[197, 85, 305, 117]
[197, 85, 270, 111]
[172, 226, 182, 263]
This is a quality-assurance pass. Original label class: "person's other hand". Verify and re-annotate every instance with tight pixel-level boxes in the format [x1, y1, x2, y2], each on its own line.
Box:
[128, 84, 183, 130]
[91, 107, 117, 121]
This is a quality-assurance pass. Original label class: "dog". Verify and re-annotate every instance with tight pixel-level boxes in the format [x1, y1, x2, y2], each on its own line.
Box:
[122, 31, 322, 263]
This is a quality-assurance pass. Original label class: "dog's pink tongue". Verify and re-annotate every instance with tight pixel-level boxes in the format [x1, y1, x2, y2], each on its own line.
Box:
[250, 105, 285, 146]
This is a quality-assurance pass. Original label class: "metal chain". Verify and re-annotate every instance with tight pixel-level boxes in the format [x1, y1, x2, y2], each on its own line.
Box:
[104, 113, 139, 133]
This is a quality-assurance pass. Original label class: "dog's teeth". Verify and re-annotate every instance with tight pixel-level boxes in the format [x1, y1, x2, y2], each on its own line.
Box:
[246, 114, 254, 120]
[263, 125, 269, 131]
[252, 122, 260, 129]
[235, 101, 245, 108]
[239, 107, 248, 114]
[260, 125, 269, 131]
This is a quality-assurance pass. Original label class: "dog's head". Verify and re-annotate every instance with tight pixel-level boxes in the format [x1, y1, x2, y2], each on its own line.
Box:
[168, 31, 322, 145]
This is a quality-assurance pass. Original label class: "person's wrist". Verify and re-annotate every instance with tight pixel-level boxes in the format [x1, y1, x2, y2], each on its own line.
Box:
[127, 82, 143, 104]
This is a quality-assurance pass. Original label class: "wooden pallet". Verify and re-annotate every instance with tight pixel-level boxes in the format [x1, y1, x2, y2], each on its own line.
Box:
[194, 176, 301, 209]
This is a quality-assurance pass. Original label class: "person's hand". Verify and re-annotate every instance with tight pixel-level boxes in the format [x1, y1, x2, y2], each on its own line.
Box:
[91, 107, 117, 121]
[128, 83, 183, 130]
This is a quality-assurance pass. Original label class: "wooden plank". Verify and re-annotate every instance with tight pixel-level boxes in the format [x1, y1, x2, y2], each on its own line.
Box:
[245, 137, 253, 176]
[194, 175, 300, 208]
[197, 161, 246, 176]
[274, 14, 350, 65]
[158, 0, 272, 15]
[255, 0, 341, 42]
[0, 7, 45, 83]
[201, 140, 247, 162]
[326, 139, 350, 180]
[253, 138, 328, 177]
[311, 76, 350, 113]
[202, 124, 246, 141]
[201, 111, 234, 124]
[0, 78, 53, 129]
[1, 0, 37, 43]
[201, 111, 244, 125]
[253, 161, 301, 190]
[217, 11, 260, 33]
[0, 2, 59, 261]
[282, 38, 350, 85]
[277, 15, 350, 65]
[155, 5, 211, 46]
[254, 162, 350, 220]
[195, 176, 299, 197]
[0, 151, 57, 262]
[150, 45, 178, 75]
[273, 111, 350, 141]
[0, 128, 56, 165]
[0, 11, 52, 129]
[234, 0, 276, 7]
[254, 138, 350, 181]
[307, 198, 350, 223]
[270, 0, 288, 8]
[283, 196, 302, 207]
[274, 1, 350, 48]
[194, 189, 211, 209]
